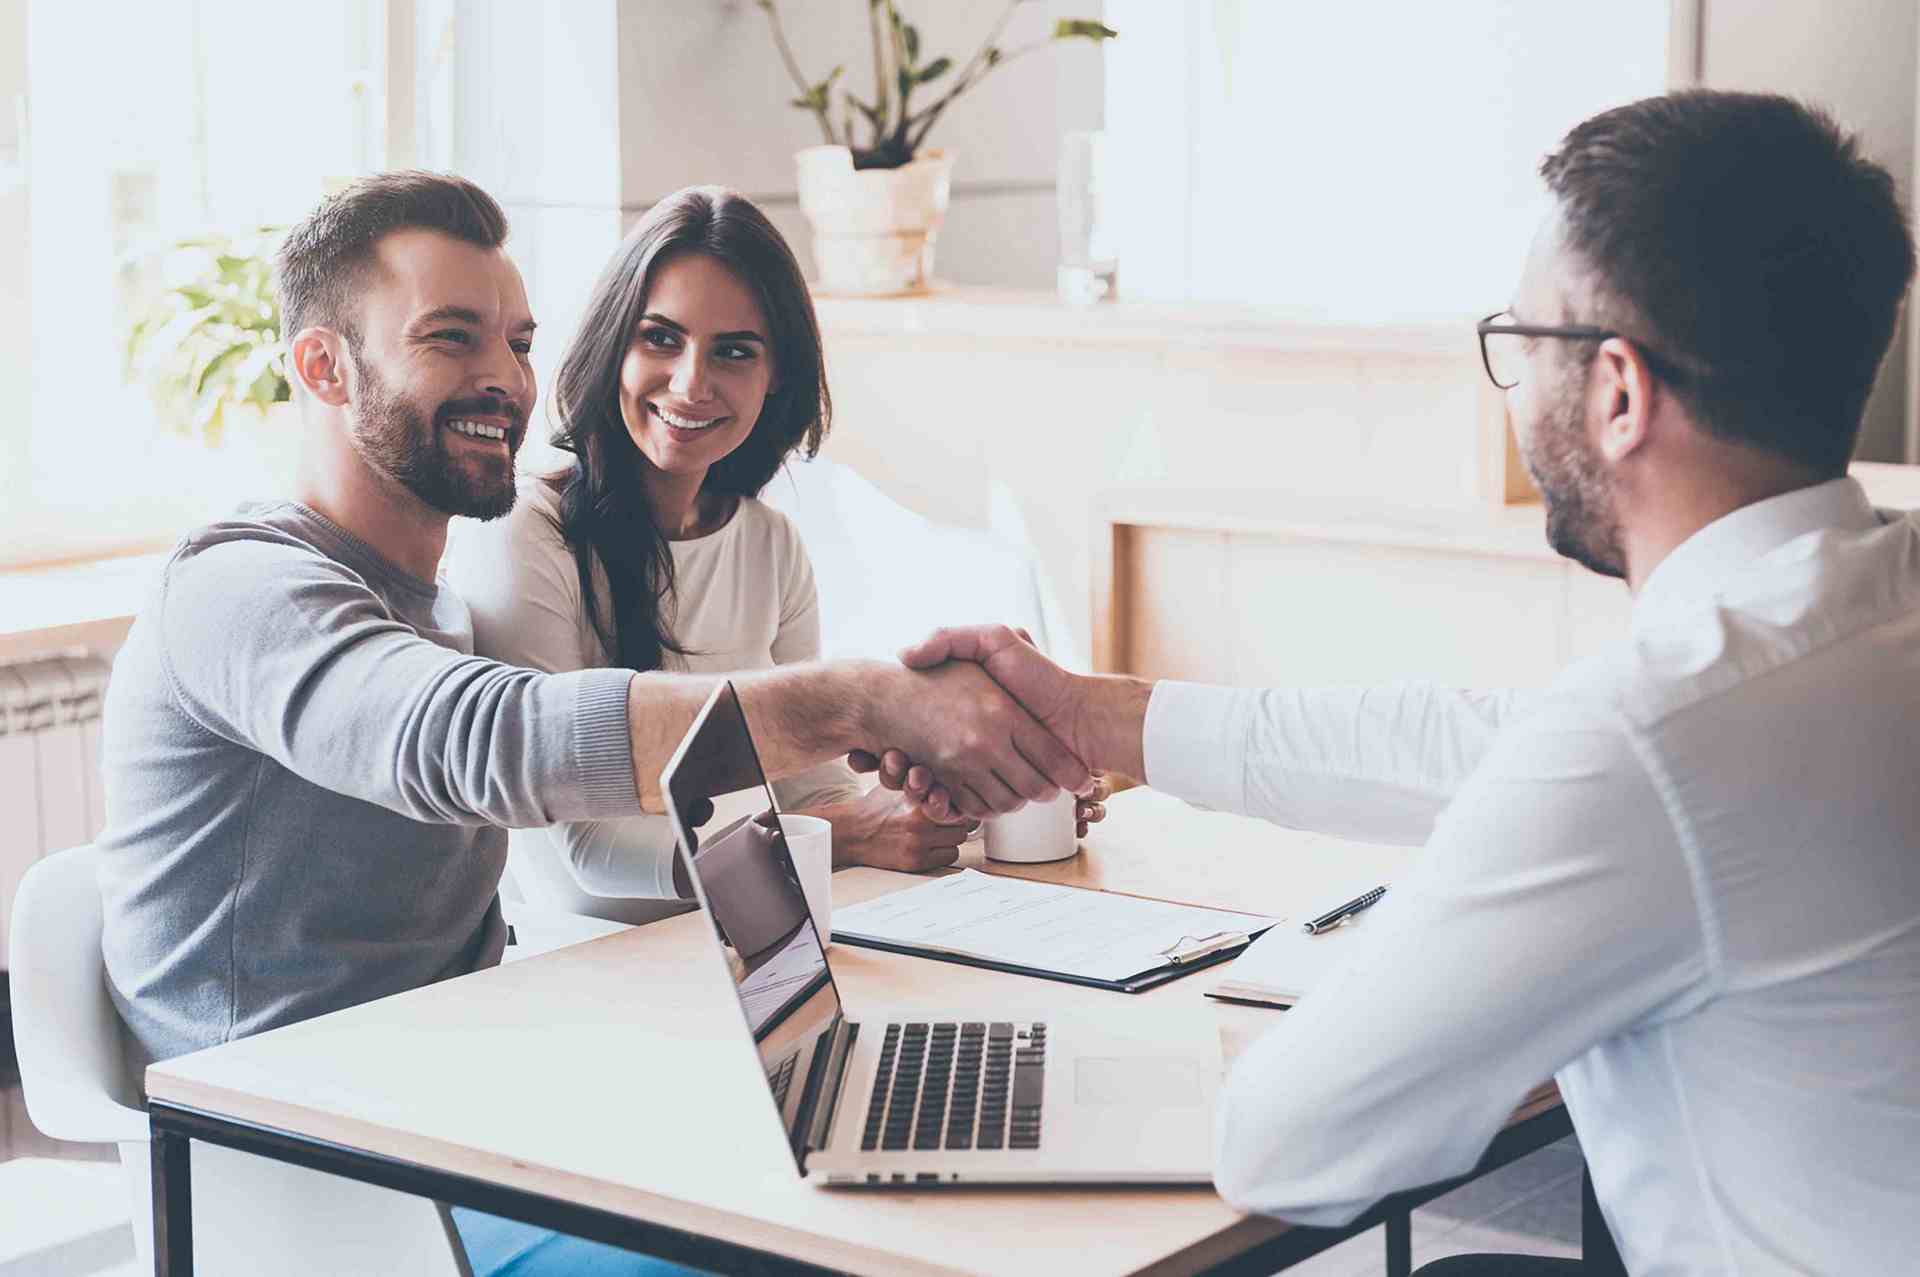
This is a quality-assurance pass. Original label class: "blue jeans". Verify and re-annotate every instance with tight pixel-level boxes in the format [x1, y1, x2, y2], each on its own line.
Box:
[450, 1206, 708, 1277]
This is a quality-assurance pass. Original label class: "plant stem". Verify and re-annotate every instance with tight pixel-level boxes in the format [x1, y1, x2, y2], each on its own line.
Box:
[904, 0, 1021, 153]
[867, 0, 889, 152]
[759, 0, 838, 144]
[886, 1, 913, 150]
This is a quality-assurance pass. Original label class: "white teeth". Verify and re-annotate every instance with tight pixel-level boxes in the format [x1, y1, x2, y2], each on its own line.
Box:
[655, 405, 723, 431]
[448, 419, 507, 440]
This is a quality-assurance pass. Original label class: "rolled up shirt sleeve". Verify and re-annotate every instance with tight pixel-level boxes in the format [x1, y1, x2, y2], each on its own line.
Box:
[1209, 696, 1710, 1224]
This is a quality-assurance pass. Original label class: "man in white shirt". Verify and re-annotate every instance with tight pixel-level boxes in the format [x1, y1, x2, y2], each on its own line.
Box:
[876, 92, 1920, 1274]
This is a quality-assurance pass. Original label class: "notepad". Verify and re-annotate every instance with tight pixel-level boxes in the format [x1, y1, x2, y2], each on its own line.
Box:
[832, 869, 1278, 990]
[1206, 910, 1374, 1008]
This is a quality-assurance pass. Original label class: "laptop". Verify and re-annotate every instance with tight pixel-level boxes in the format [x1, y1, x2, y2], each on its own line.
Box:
[661, 680, 1221, 1186]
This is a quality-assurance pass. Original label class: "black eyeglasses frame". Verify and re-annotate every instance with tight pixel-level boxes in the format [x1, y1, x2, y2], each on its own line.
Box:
[1476, 310, 1692, 391]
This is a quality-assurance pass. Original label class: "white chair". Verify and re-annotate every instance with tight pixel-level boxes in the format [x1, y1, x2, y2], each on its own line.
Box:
[8, 844, 471, 1276]
[762, 454, 1076, 666]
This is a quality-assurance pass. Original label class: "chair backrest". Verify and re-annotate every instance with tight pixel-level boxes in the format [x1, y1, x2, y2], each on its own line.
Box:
[9, 844, 473, 1276]
[6, 843, 147, 1143]
[763, 455, 1075, 665]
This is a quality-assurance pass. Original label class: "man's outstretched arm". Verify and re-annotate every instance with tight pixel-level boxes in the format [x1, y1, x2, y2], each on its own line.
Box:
[627, 656, 1094, 819]
[876, 625, 1531, 843]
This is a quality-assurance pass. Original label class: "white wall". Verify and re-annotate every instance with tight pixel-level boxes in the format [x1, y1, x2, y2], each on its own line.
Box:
[0, 3, 28, 530]
[436, 1, 1102, 464]
[1698, 0, 1918, 462]
[612, 0, 1104, 287]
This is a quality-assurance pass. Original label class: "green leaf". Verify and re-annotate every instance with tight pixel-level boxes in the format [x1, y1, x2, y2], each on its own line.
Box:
[245, 363, 281, 408]
[986, 46, 1003, 66]
[192, 342, 248, 397]
[791, 64, 844, 113]
[914, 55, 951, 85]
[902, 23, 919, 63]
[1052, 19, 1118, 40]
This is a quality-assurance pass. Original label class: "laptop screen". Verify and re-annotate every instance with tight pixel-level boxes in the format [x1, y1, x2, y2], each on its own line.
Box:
[661, 681, 844, 1167]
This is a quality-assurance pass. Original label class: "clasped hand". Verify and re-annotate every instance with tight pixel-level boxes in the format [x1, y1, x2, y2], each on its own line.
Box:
[851, 626, 1108, 830]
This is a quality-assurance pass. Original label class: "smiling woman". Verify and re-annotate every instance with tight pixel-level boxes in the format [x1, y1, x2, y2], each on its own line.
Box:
[443, 186, 1022, 927]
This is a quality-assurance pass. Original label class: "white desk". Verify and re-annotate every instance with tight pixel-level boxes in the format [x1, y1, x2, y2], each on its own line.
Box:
[144, 789, 1569, 1276]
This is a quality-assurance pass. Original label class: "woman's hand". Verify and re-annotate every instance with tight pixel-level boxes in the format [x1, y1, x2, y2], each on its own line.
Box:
[807, 787, 980, 874]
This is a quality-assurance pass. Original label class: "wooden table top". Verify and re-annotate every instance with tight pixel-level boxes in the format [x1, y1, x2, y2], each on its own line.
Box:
[146, 789, 1549, 1277]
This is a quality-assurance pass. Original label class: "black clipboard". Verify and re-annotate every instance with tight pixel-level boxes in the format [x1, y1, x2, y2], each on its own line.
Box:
[830, 925, 1271, 993]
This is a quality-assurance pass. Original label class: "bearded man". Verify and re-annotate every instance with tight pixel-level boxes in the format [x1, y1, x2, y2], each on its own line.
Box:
[875, 92, 1920, 1275]
[96, 173, 1089, 1275]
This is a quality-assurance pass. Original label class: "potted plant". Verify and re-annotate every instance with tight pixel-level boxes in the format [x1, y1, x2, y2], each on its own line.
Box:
[755, 0, 1116, 295]
[123, 227, 293, 449]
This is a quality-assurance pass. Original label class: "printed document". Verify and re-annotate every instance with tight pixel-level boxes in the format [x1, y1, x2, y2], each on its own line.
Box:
[833, 869, 1277, 982]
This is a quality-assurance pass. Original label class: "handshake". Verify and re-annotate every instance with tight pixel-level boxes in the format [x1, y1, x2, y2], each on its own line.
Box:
[848, 624, 1151, 825]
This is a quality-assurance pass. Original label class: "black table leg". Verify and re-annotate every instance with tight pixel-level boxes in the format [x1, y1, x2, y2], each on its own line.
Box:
[151, 1124, 193, 1277]
[1386, 1208, 1412, 1277]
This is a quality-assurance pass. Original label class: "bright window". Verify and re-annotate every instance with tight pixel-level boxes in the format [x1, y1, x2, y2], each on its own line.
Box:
[1101, 0, 1671, 320]
[5, 0, 386, 567]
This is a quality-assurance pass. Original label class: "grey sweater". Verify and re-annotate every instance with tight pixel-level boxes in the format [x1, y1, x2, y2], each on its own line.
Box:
[97, 502, 641, 1063]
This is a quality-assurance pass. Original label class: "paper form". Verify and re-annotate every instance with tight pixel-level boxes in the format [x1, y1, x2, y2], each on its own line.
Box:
[832, 869, 1277, 982]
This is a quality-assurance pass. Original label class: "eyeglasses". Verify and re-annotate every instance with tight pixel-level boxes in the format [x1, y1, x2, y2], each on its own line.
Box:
[1476, 310, 1693, 391]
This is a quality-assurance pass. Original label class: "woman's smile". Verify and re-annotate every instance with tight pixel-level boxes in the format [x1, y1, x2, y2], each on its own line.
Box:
[650, 401, 731, 434]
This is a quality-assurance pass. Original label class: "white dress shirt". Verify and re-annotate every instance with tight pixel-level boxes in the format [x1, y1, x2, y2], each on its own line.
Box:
[1145, 478, 1920, 1275]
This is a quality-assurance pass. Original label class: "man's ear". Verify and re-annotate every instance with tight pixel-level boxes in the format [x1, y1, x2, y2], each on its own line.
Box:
[288, 328, 353, 408]
[1595, 337, 1654, 463]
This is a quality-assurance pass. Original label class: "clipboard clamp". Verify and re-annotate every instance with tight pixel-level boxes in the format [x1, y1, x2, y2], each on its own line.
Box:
[1157, 930, 1250, 965]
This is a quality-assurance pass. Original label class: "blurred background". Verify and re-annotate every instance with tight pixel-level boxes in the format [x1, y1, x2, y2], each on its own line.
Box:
[4, 0, 1916, 571]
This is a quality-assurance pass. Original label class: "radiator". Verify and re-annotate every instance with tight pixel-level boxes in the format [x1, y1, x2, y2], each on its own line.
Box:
[0, 652, 111, 967]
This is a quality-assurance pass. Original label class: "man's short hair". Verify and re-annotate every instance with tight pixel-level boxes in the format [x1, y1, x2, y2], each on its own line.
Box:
[275, 171, 509, 349]
[1541, 91, 1915, 476]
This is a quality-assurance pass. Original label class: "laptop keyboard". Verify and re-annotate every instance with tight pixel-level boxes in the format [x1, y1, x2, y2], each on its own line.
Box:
[769, 1051, 798, 1112]
[860, 1021, 1046, 1153]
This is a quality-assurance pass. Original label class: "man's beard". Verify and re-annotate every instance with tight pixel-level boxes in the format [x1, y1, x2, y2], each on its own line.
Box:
[348, 351, 522, 520]
[1523, 361, 1627, 580]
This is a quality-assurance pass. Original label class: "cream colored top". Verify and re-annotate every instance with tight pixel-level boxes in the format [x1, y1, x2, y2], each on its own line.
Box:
[445, 476, 860, 918]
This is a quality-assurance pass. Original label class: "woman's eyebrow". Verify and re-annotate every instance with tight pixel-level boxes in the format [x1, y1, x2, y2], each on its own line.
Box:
[641, 311, 765, 344]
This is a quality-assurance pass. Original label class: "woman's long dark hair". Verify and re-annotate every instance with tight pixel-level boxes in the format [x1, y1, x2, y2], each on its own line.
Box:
[545, 186, 830, 672]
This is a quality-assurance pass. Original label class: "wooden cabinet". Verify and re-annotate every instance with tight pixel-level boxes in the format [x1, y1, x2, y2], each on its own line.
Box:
[1095, 462, 1920, 688]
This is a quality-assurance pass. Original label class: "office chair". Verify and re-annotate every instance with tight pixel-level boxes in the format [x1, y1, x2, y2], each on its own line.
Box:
[9, 843, 473, 1276]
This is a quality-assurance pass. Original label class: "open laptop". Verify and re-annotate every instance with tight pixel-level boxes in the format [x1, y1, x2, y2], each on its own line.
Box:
[661, 680, 1221, 1186]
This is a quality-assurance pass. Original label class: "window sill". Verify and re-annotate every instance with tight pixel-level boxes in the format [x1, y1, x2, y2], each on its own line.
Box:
[0, 549, 170, 664]
[812, 285, 1471, 357]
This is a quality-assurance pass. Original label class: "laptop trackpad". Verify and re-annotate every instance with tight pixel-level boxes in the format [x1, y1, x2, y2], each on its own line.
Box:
[1075, 1056, 1204, 1106]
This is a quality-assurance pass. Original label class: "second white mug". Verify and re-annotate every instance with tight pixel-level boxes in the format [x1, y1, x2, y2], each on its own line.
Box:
[983, 792, 1078, 864]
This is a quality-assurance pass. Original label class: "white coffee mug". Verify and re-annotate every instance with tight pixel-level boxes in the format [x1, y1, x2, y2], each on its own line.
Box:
[983, 792, 1079, 864]
[777, 813, 834, 945]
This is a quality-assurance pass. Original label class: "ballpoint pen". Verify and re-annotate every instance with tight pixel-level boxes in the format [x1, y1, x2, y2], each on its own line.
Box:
[1302, 885, 1388, 934]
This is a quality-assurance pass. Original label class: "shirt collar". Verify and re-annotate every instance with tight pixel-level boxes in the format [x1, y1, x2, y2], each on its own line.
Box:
[1632, 477, 1881, 618]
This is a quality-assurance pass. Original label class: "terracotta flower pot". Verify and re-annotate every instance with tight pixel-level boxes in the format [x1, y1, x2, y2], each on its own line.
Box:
[795, 145, 954, 296]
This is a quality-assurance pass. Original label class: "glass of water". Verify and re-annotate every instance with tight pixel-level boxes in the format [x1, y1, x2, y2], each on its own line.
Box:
[1057, 130, 1117, 304]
